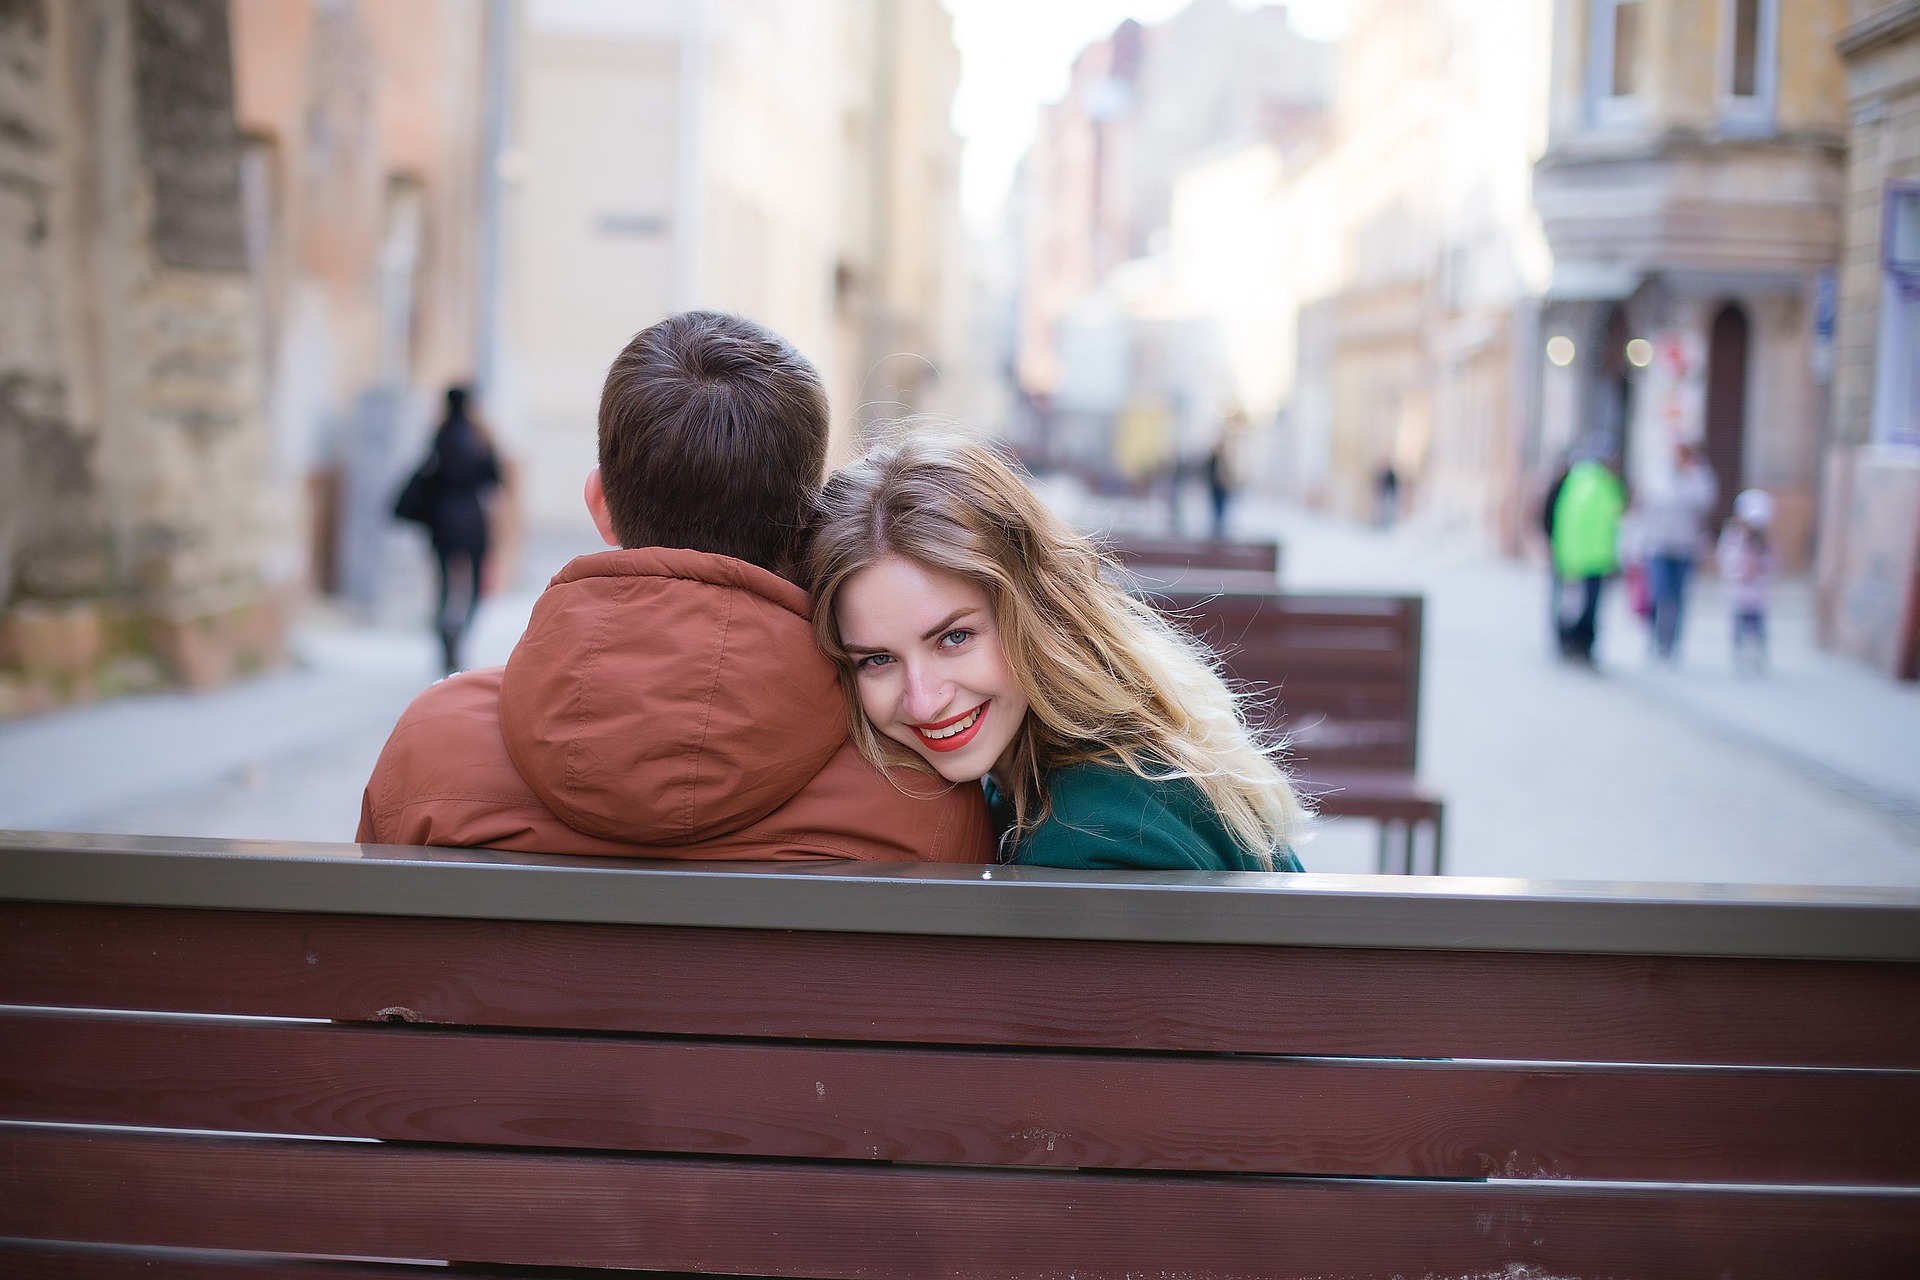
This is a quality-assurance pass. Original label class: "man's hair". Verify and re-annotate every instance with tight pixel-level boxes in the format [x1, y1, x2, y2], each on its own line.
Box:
[597, 311, 830, 572]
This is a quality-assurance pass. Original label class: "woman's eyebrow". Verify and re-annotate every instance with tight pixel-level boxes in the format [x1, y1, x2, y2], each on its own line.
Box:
[920, 608, 980, 642]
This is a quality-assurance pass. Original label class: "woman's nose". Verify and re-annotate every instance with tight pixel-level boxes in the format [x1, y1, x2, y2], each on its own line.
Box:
[901, 665, 951, 723]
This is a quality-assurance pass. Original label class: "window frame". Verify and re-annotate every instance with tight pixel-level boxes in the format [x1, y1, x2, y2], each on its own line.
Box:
[1717, 0, 1780, 135]
[1586, 0, 1646, 130]
[1873, 184, 1920, 448]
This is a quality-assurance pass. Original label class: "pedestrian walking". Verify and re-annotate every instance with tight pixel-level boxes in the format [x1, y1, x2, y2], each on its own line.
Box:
[1204, 437, 1234, 540]
[1717, 488, 1779, 677]
[1373, 462, 1400, 529]
[396, 386, 501, 674]
[1549, 451, 1626, 668]
[1636, 441, 1719, 662]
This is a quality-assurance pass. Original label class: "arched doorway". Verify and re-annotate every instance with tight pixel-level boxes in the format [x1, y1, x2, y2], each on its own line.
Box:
[1704, 302, 1750, 527]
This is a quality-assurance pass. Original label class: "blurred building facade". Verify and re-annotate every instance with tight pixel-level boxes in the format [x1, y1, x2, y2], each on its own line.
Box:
[1010, 0, 1335, 483]
[1, 0, 288, 711]
[1290, 0, 1554, 537]
[228, 0, 495, 613]
[1533, 0, 1849, 569]
[497, 0, 966, 532]
[1818, 0, 1920, 678]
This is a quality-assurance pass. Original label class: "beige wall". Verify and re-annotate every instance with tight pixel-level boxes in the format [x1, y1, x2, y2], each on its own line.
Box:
[498, 0, 964, 527]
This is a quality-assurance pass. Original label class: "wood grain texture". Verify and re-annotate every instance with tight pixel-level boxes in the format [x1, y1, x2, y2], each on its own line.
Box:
[5, 1127, 1918, 1279]
[5, 903, 1918, 1067]
[4, 1009, 1917, 1184]
[0, 1239, 543, 1278]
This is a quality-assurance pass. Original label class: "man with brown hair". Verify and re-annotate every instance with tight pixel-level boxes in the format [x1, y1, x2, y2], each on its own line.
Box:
[359, 312, 994, 863]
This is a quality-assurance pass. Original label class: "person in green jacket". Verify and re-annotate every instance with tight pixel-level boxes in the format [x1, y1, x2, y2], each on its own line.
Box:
[1550, 454, 1626, 667]
[805, 434, 1305, 873]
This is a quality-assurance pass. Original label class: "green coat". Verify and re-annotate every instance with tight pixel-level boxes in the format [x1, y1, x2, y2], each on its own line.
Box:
[1552, 460, 1626, 579]
[987, 761, 1303, 873]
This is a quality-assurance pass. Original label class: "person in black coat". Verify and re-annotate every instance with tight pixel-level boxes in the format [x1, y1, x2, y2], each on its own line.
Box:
[421, 386, 501, 673]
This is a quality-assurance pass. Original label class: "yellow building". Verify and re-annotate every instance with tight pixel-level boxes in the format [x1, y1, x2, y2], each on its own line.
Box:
[1534, 0, 1849, 566]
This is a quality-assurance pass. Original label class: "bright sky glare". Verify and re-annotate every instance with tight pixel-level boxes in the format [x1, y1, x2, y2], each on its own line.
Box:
[945, 0, 1351, 229]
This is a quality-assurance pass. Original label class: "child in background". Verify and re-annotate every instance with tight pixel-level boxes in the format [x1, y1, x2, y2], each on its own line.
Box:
[1717, 488, 1779, 676]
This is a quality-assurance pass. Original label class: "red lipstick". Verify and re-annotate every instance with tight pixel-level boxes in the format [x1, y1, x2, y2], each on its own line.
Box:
[910, 702, 988, 753]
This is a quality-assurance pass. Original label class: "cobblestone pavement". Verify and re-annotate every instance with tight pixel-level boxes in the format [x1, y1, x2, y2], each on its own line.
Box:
[3, 499, 1917, 888]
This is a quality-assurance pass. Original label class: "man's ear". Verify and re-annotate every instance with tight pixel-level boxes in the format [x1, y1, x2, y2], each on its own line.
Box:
[584, 468, 620, 547]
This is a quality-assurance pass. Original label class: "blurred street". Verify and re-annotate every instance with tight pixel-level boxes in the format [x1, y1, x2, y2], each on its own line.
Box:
[6, 504, 1916, 887]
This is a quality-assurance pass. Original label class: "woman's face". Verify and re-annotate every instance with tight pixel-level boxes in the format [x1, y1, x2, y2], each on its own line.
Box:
[834, 555, 1030, 784]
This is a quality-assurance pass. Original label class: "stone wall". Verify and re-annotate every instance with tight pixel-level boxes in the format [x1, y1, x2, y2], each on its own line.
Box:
[0, 0, 286, 715]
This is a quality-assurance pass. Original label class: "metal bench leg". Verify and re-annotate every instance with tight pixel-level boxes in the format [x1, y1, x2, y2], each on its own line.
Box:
[1402, 821, 1415, 876]
[1376, 822, 1390, 875]
[1431, 810, 1445, 876]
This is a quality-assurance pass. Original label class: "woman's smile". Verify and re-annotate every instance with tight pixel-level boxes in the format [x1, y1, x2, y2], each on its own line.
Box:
[912, 702, 988, 752]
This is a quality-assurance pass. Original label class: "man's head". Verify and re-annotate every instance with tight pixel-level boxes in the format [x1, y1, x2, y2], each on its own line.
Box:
[587, 311, 830, 573]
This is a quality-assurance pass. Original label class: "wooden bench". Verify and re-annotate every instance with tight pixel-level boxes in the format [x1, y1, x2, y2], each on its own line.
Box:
[1108, 535, 1282, 593]
[1148, 590, 1444, 873]
[4, 831, 1919, 1278]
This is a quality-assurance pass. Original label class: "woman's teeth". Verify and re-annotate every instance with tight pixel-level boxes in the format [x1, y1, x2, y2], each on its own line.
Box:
[922, 705, 983, 739]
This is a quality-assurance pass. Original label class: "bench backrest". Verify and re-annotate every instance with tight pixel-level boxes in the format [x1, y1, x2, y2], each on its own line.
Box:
[1109, 535, 1281, 576]
[3, 834, 1919, 1277]
[1152, 590, 1423, 774]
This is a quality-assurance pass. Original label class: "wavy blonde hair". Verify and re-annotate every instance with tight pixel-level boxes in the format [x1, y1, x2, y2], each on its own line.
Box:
[804, 432, 1305, 866]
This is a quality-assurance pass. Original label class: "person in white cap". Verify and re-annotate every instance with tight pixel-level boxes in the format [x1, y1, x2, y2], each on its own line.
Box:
[1717, 488, 1778, 676]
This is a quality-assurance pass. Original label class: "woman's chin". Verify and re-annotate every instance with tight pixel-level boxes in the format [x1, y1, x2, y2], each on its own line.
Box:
[891, 736, 990, 784]
[927, 756, 989, 784]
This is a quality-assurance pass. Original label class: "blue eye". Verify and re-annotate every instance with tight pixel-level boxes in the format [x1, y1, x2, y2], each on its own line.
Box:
[940, 629, 972, 648]
[855, 653, 894, 671]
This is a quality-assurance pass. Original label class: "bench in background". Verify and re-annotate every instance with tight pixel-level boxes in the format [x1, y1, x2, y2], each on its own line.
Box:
[1108, 535, 1282, 593]
[1151, 590, 1443, 872]
[3, 830, 1918, 1278]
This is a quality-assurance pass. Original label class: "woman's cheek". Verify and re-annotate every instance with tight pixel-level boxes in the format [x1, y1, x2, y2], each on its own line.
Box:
[854, 672, 894, 729]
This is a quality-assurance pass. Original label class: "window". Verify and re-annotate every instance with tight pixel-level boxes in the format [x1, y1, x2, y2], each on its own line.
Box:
[1720, 0, 1779, 133]
[1588, 0, 1644, 127]
[1873, 186, 1920, 448]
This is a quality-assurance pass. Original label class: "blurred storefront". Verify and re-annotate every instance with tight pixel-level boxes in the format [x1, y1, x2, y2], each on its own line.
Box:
[1532, 0, 1849, 570]
[1817, 0, 1920, 679]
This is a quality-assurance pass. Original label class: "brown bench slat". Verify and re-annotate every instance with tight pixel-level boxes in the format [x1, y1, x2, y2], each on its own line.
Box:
[0, 1239, 542, 1278]
[1109, 537, 1280, 575]
[6, 1009, 1917, 1184]
[5, 904, 1918, 1068]
[1307, 778, 1446, 823]
[6, 1127, 1918, 1279]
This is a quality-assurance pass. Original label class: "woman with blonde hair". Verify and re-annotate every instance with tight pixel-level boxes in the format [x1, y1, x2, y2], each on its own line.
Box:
[805, 433, 1304, 872]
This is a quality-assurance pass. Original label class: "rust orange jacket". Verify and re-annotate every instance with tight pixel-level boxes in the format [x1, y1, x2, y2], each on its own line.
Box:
[357, 547, 994, 863]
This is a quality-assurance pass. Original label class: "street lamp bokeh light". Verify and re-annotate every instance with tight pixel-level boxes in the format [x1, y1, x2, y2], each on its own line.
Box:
[1625, 338, 1653, 367]
[1546, 335, 1576, 366]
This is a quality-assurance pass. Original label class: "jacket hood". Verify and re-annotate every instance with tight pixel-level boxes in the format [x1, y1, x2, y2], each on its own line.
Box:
[498, 547, 848, 844]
